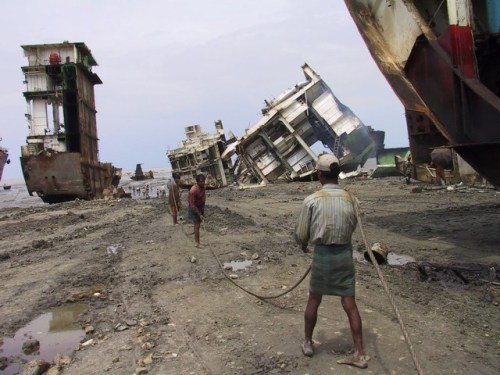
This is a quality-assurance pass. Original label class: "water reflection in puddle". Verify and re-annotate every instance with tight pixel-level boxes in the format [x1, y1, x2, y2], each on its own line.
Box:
[0, 303, 87, 375]
[223, 260, 252, 271]
[353, 251, 415, 266]
[387, 253, 415, 266]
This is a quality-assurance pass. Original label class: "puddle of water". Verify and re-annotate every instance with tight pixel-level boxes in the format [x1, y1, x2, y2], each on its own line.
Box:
[106, 244, 123, 255]
[353, 251, 365, 263]
[223, 260, 252, 271]
[353, 251, 415, 266]
[0, 303, 87, 375]
[387, 253, 415, 266]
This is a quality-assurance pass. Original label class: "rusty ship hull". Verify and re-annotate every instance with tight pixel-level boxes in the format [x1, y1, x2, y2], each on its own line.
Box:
[21, 153, 119, 203]
[20, 42, 120, 203]
[345, 0, 500, 187]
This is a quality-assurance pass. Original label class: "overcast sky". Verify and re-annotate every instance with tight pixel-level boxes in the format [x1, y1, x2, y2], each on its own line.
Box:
[0, 0, 408, 181]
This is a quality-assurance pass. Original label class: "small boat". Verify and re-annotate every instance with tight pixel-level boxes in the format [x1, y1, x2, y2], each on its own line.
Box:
[3, 184, 11, 190]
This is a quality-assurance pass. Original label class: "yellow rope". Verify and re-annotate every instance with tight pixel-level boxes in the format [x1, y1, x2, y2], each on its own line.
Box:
[202, 222, 311, 300]
[171, 186, 424, 374]
[350, 192, 424, 375]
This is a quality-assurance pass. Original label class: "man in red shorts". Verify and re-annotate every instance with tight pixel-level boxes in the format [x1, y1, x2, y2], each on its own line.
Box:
[188, 174, 206, 248]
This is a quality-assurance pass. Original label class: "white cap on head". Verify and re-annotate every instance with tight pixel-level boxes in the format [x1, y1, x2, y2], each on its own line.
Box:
[315, 153, 339, 171]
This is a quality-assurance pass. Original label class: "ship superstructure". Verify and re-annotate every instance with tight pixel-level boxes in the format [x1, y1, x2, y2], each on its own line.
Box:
[167, 121, 233, 189]
[222, 64, 374, 185]
[168, 64, 374, 188]
[20, 41, 120, 203]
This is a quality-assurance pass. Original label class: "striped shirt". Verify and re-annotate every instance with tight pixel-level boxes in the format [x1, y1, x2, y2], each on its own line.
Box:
[294, 184, 357, 246]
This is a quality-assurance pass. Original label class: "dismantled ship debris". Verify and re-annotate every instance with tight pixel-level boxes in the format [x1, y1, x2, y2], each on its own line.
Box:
[168, 64, 374, 188]
[167, 121, 234, 189]
[20, 42, 121, 203]
[0, 138, 10, 183]
[345, 0, 500, 187]
[222, 63, 374, 186]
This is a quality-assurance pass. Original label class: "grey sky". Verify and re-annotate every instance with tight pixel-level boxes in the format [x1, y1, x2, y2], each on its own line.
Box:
[0, 0, 408, 180]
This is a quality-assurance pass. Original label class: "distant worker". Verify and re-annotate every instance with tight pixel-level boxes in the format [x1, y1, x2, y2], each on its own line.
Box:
[294, 153, 368, 369]
[430, 148, 453, 186]
[404, 153, 413, 185]
[168, 173, 182, 226]
[188, 174, 206, 248]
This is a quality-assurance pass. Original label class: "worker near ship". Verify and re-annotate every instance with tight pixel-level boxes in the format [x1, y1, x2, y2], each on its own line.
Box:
[168, 173, 182, 226]
[430, 148, 453, 187]
[294, 153, 368, 369]
[188, 174, 206, 248]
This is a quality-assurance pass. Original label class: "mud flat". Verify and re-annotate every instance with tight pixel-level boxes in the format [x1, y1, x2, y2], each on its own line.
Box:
[0, 177, 498, 374]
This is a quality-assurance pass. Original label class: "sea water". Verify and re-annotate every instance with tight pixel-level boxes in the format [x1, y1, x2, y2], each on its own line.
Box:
[0, 178, 43, 209]
[0, 168, 173, 210]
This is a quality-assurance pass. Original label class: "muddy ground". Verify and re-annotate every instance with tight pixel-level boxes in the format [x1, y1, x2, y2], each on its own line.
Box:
[0, 177, 498, 375]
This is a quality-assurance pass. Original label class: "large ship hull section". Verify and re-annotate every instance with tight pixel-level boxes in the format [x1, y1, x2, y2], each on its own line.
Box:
[21, 153, 88, 202]
[21, 153, 118, 204]
[345, 0, 500, 187]
[20, 42, 121, 203]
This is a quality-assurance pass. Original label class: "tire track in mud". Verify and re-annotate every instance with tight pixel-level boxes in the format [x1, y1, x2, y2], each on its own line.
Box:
[61, 199, 177, 374]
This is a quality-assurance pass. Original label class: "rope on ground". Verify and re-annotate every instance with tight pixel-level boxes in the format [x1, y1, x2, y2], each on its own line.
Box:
[350, 192, 425, 375]
[168, 206, 310, 300]
[202, 222, 311, 300]
[172, 194, 424, 373]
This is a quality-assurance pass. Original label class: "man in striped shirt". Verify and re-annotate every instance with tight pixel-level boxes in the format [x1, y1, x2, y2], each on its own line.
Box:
[294, 153, 368, 369]
[168, 173, 182, 226]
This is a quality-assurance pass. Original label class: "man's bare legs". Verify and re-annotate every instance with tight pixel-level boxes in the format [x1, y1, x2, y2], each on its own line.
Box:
[435, 165, 446, 186]
[337, 296, 368, 368]
[172, 207, 178, 225]
[302, 292, 322, 356]
[194, 222, 201, 247]
[302, 293, 367, 367]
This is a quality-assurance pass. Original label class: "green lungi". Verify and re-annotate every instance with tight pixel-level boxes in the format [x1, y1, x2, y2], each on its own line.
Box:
[310, 243, 355, 296]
